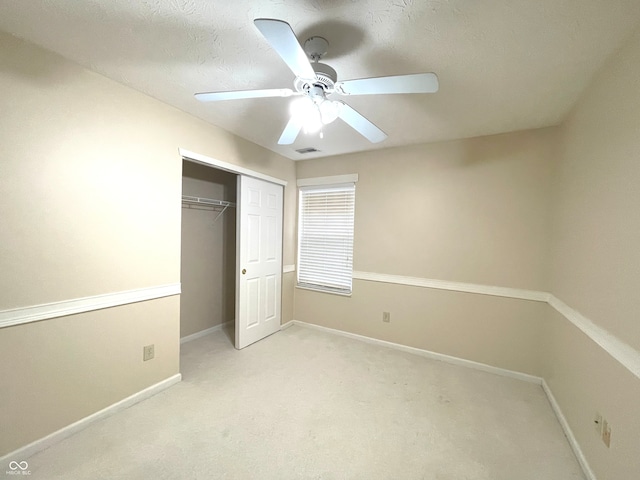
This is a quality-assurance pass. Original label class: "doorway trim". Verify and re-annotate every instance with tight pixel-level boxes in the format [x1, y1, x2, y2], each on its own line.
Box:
[179, 148, 288, 186]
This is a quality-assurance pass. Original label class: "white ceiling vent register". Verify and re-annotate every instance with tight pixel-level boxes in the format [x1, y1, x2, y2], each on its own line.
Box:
[295, 147, 320, 154]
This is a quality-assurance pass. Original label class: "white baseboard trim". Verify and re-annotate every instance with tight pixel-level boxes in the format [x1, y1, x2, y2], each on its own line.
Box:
[288, 320, 542, 384]
[180, 321, 232, 344]
[541, 380, 596, 480]
[353, 271, 549, 302]
[0, 373, 182, 463]
[280, 320, 295, 330]
[0, 284, 181, 329]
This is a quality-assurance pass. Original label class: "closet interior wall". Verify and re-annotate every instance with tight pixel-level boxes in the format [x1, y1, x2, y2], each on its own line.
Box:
[180, 161, 237, 339]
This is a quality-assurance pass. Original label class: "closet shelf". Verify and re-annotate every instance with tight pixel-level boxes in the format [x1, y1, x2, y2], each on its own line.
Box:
[181, 195, 235, 224]
[181, 195, 236, 208]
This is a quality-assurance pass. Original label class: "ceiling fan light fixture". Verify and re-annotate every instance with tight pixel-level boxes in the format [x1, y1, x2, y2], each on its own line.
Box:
[290, 96, 329, 134]
[289, 96, 313, 117]
[302, 108, 323, 133]
[290, 97, 321, 133]
[319, 100, 341, 125]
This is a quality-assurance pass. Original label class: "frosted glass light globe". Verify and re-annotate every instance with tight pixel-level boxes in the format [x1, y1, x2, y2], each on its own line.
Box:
[319, 100, 341, 124]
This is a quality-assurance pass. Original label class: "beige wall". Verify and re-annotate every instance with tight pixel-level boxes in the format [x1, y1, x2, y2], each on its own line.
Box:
[295, 128, 555, 375]
[0, 297, 179, 455]
[541, 310, 640, 480]
[544, 27, 640, 480]
[296, 129, 555, 291]
[180, 162, 237, 338]
[550, 29, 640, 350]
[296, 283, 547, 376]
[0, 32, 295, 456]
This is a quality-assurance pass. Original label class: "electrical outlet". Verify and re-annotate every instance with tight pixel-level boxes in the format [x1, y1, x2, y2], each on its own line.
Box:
[143, 344, 155, 361]
[594, 412, 603, 435]
[382, 312, 391, 323]
[602, 420, 611, 448]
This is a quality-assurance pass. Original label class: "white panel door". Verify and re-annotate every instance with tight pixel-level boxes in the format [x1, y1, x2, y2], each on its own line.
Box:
[236, 175, 283, 349]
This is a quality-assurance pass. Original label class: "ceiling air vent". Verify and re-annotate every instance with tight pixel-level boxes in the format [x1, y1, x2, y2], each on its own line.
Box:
[295, 147, 320, 154]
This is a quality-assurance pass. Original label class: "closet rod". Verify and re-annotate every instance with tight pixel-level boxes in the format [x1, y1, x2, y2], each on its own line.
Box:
[181, 195, 236, 208]
[181, 195, 235, 224]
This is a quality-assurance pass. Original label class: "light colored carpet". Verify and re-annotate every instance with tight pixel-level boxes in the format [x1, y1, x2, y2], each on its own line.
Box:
[20, 325, 584, 479]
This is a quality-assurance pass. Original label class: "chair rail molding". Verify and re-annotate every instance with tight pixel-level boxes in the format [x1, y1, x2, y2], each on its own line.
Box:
[0, 284, 181, 329]
[352, 270, 640, 381]
[548, 295, 640, 380]
[353, 271, 549, 302]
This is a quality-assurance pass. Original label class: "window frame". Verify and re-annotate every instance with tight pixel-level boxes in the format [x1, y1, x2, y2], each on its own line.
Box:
[296, 175, 358, 296]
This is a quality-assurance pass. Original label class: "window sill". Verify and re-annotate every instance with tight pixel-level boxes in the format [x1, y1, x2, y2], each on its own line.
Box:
[295, 285, 352, 297]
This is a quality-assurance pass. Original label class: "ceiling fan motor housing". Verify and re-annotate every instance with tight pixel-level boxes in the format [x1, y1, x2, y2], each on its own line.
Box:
[295, 62, 337, 96]
[312, 62, 337, 90]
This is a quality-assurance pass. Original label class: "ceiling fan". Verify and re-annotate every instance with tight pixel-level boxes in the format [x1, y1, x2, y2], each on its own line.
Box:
[195, 19, 439, 145]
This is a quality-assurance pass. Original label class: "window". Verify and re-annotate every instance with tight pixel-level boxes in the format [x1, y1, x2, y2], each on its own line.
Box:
[297, 176, 357, 295]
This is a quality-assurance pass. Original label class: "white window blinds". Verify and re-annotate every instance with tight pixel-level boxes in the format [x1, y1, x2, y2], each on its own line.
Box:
[297, 183, 355, 294]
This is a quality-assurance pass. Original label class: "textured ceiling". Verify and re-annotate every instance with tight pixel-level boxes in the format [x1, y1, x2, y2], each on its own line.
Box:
[1, 0, 640, 160]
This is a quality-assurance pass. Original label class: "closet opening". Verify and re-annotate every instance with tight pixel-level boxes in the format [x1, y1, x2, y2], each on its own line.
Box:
[179, 149, 286, 350]
[180, 160, 237, 346]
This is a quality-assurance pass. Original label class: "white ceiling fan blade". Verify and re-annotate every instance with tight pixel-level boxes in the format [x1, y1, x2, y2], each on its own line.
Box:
[335, 73, 439, 96]
[195, 88, 294, 102]
[338, 102, 387, 143]
[278, 116, 303, 145]
[254, 19, 316, 81]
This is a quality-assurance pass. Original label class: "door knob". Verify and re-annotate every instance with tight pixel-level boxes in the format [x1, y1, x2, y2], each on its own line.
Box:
[242, 269, 246, 275]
